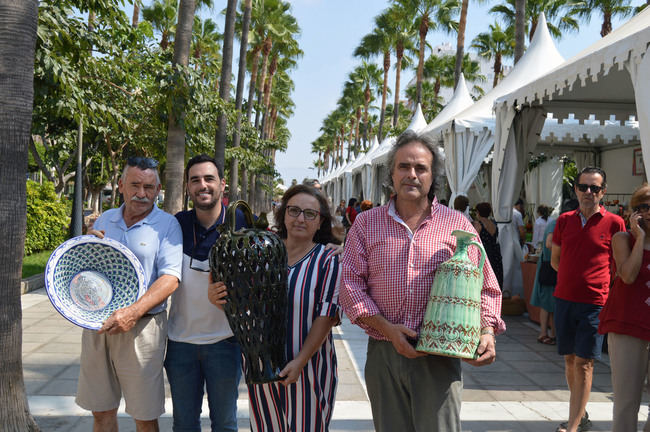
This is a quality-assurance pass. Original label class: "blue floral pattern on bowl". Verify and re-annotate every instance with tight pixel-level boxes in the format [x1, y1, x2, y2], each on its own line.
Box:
[45, 235, 146, 330]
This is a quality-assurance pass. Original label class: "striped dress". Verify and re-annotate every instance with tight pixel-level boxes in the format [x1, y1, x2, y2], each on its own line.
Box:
[248, 243, 341, 432]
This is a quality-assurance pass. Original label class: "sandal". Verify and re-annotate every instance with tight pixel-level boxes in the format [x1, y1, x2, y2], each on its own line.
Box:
[556, 412, 592, 432]
[537, 335, 556, 345]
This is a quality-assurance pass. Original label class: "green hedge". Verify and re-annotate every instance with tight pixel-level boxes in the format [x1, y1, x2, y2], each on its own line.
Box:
[25, 180, 69, 255]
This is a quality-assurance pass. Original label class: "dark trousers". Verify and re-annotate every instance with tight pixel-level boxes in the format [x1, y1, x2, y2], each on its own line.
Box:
[365, 338, 463, 432]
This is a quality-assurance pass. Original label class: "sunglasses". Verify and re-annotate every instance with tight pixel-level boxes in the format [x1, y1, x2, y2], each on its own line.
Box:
[575, 183, 603, 194]
[286, 205, 320, 221]
[127, 156, 159, 170]
[633, 203, 650, 213]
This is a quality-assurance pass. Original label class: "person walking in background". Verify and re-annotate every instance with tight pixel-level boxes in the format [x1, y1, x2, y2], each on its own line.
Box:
[210, 185, 341, 432]
[340, 131, 504, 431]
[453, 195, 472, 221]
[531, 200, 579, 346]
[513, 198, 526, 246]
[473, 202, 504, 289]
[551, 167, 626, 432]
[598, 184, 650, 432]
[360, 200, 372, 212]
[344, 198, 358, 228]
[532, 205, 552, 252]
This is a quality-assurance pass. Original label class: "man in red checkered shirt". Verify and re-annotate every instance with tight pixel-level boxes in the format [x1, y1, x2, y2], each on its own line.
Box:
[340, 130, 505, 432]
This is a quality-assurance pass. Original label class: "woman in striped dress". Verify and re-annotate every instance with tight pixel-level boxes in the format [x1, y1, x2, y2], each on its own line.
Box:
[210, 184, 341, 431]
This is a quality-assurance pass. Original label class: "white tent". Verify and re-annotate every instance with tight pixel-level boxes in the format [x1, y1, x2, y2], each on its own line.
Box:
[420, 73, 474, 142]
[490, 8, 650, 296]
[437, 14, 565, 206]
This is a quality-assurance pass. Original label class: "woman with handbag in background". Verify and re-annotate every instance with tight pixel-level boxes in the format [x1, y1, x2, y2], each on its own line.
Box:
[531, 199, 579, 345]
[598, 184, 650, 432]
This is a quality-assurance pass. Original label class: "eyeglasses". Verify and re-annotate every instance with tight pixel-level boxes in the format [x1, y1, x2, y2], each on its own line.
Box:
[127, 156, 159, 170]
[189, 225, 210, 272]
[633, 203, 650, 213]
[286, 205, 320, 220]
[576, 183, 604, 194]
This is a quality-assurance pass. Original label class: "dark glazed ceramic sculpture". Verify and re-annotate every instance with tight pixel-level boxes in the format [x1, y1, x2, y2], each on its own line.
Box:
[209, 201, 288, 384]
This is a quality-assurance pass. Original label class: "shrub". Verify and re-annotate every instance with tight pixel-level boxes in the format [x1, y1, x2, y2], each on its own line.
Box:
[25, 180, 69, 255]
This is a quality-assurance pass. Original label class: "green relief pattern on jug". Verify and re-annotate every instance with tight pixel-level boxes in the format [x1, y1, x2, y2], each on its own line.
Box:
[416, 229, 485, 359]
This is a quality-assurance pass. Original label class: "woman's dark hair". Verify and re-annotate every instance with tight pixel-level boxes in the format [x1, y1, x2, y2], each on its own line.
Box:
[537, 204, 552, 220]
[453, 195, 469, 212]
[475, 202, 493, 218]
[347, 198, 357, 207]
[274, 185, 338, 245]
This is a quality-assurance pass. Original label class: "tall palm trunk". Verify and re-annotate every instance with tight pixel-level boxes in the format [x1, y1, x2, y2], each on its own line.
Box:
[601, 10, 612, 37]
[514, 0, 526, 63]
[214, 0, 237, 175]
[0, 1, 39, 429]
[392, 41, 404, 127]
[378, 50, 390, 141]
[454, 0, 469, 88]
[415, 14, 429, 104]
[164, 0, 196, 215]
[254, 36, 272, 130]
[354, 108, 361, 153]
[246, 45, 261, 122]
[260, 54, 277, 139]
[132, 1, 140, 27]
[363, 84, 370, 149]
[493, 53, 502, 88]
[230, 0, 252, 202]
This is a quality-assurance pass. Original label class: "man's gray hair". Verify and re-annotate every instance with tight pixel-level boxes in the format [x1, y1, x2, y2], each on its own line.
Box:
[387, 129, 446, 200]
[121, 164, 161, 186]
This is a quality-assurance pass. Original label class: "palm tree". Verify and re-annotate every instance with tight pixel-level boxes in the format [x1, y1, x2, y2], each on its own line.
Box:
[142, 0, 178, 50]
[471, 22, 515, 88]
[190, 16, 222, 75]
[490, 0, 582, 41]
[230, 0, 252, 202]
[0, 0, 40, 428]
[378, 5, 417, 128]
[164, 0, 197, 215]
[393, 0, 460, 104]
[576, 0, 633, 37]
[350, 61, 383, 150]
[354, 27, 393, 142]
[422, 52, 485, 106]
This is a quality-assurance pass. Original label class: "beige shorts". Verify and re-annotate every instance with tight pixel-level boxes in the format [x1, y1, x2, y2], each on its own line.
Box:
[76, 313, 167, 420]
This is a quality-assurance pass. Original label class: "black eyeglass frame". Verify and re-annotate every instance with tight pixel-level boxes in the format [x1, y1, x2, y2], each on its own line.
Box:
[127, 156, 159, 170]
[285, 205, 321, 221]
[575, 183, 604, 194]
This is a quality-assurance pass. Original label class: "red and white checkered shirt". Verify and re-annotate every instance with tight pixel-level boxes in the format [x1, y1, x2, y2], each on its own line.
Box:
[340, 198, 505, 341]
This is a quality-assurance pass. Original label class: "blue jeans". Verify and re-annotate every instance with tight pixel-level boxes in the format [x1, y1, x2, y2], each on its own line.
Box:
[164, 338, 242, 432]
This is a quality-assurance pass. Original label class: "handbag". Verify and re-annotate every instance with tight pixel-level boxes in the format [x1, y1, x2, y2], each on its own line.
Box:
[538, 259, 557, 286]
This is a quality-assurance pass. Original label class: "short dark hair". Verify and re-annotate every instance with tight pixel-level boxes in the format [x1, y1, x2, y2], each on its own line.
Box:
[475, 202, 493, 218]
[576, 166, 607, 188]
[453, 195, 469, 212]
[387, 130, 445, 201]
[274, 185, 338, 245]
[347, 198, 357, 207]
[185, 154, 222, 181]
[514, 198, 524, 207]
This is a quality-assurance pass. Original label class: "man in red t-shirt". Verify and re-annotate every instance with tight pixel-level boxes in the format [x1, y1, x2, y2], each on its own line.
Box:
[551, 167, 626, 432]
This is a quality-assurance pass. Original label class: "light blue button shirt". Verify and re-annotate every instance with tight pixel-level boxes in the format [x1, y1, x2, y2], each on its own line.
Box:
[94, 204, 183, 314]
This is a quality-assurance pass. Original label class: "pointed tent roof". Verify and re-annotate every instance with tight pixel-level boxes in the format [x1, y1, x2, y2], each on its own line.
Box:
[421, 73, 474, 136]
[350, 136, 381, 174]
[371, 106, 429, 166]
[442, 14, 565, 134]
[407, 103, 427, 132]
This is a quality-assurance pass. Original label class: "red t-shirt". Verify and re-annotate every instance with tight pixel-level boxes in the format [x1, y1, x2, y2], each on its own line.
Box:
[552, 207, 625, 305]
[346, 206, 357, 225]
[598, 234, 650, 341]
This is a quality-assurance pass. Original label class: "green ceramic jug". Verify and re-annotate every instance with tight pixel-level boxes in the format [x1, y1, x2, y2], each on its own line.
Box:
[416, 229, 485, 359]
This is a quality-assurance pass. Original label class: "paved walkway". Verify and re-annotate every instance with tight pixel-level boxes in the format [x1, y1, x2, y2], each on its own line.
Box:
[22, 287, 648, 431]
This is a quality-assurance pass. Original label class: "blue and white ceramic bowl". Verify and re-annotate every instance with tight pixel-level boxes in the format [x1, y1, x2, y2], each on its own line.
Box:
[45, 235, 146, 330]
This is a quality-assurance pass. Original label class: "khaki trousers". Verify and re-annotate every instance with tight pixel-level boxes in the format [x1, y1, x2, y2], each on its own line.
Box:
[365, 338, 463, 432]
[608, 332, 650, 432]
